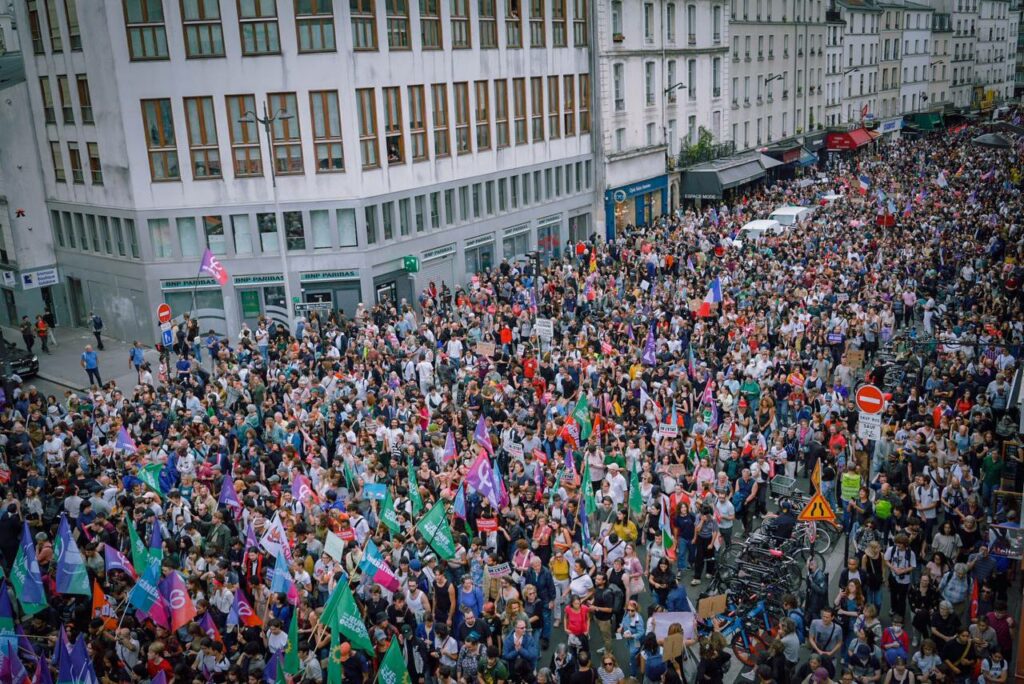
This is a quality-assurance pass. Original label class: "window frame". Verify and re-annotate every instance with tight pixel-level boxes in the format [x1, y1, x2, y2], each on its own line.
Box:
[474, 80, 491, 150]
[385, 0, 411, 49]
[454, 81, 472, 154]
[184, 96, 223, 180]
[563, 73, 575, 136]
[180, 0, 226, 57]
[87, 142, 103, 184]
[76, 74, 93, 124]
[357, 88, 380, 169]
[450, 0, 471, 47]
[420, 0, 442, 48]
[479, 0, 498, 46]
[408, 85, 428, 161]
[57, 75, 74, 124]
[141, 98, 180, 181]
[39, 77, 55, 124]
[28, 1, 44, 54]
[44, 0, 63, 52]
[267, 91, 303, 175]
[123, 0, 169, 60]
[64, 0, 82, 50]
[494, 79, 509, 148]
[529, 0, 545, 47]
[431, 83, 451, 158]
[50, 141, 66, 182]
[237, 0, 281, 56]
[513, 77, 527, 144]
[310, 89, 345, 172]
[506, 0, 522, 47]
[350, 0, 379, 50]
[530, 76, 544, 140]
[383, 86, 405, 164]
[226, 94, 264, 177]
[578, 72, 590, 133]
[547, 75, 560, 138]
[294, 0, 336, 53]
[572, 0, 586, 45]
[552, 0, 567, 46]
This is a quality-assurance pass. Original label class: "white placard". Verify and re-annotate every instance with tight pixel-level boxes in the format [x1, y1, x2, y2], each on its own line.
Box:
[857, 411, 882, 440]
[535, 318, 553, 341]
[650, 612, 696, 640]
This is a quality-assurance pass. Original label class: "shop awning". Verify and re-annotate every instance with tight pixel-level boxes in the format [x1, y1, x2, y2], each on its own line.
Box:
[825, 127, 875, 151]
[759, 154, 784, 169]
[796, 148, 818, 166]
[680, 154, 767, 199]
[907, 112, 944, 131]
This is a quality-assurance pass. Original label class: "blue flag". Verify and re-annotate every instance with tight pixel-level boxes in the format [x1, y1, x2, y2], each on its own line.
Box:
[0, 581, 16, 660]
[127, 563, 162, 613]
[55, 516, 91, 596]
[11, 524, 45, 607]
[269, 553, 294, 596]
[453, 484, 466, 520]
[50, 626, 69, 667]
[263, 651, 282, 684]
[149, 522, 164, 565]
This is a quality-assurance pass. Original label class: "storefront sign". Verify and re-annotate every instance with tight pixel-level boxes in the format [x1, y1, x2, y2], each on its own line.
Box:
[233, 274, 284, 286]
[20, 267, 59, 290]
[503, 223, 530, 237]
[1, 271, 14, 287]
[537, 214, 561, 227]
[300, 270, 359, 282]
[294, 301, 333, 316]
[422, 244, 456, 262]
[878, 117, 903, 134]
[161, 277, 219, 291]
[465, 234, 495, 248]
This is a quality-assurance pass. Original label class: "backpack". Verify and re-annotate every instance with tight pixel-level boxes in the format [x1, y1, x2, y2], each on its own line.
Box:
[787, 608, 806, 643]
[645, 650, 667, 682]
[874, 498, 892, 520]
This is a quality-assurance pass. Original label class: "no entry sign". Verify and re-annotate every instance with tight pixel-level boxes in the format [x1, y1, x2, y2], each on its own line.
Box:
[855, 384, 885, 415]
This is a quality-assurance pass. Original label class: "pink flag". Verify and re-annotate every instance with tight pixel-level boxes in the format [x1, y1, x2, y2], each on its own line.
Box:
[466, 452, 503, 510]
[199, 248, 228, 285]
[473, 415, 493, 455]
[291, 473, 319, 505]
[158, 571, 197, 631]
[442, 430, 458, 463]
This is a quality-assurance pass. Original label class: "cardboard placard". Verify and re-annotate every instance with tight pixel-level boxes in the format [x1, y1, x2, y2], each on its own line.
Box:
[698, 594, 728, 620]
[846, 350, 865, 369]
[476, 342, 496, 357]
[489, 562, 512, 577]
[505, 442, 524, 458]
[650, 612, 696, 640]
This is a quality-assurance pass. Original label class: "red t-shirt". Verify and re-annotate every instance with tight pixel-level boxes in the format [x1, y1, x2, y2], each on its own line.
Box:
[566, 604, 591, 636]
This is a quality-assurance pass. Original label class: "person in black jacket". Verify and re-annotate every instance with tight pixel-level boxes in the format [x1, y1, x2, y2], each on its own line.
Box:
[522, 556, 556, 649]
[694, 641, 731, 684]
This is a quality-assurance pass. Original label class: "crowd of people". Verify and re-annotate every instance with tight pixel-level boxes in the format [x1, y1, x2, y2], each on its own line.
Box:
[0, 118, 1021, 684]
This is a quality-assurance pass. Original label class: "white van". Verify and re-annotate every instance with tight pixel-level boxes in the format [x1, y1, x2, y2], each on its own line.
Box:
[737, 219, 784, 242]
[768, 205, 815, 226]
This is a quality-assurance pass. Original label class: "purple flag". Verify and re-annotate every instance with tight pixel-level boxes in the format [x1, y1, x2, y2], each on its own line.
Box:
[473, 415, 493, 455]
[290, 473, 318, 505]
[466, 452, 503, 511]
[442, 430, 458, 463]
[32, 657, 51, 684]
[4, 643, 30, 684]
[242, 525, 259, 559]
[152, 672, 168, 684]
[103, 544, 138, 580]
[115, 427, 136, 454]
[199, 248, 229, 285]
[219, 476, 242, 512]
[642, 326, 657, 366]
[14, 626, 35, 666]
[453, 484, 466, 520]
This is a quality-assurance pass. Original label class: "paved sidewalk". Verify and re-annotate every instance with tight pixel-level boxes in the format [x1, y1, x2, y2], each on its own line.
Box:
[1, 324, 161, 392]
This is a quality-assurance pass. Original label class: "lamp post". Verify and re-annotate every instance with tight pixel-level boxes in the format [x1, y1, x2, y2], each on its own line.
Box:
[662, 81, 687, 161]
[239, 102, 296, 332]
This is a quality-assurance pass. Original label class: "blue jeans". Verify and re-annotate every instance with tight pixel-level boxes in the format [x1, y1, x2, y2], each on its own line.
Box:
[865, 585, 882, 610]
[676, 538, 692, 570]
[821, 480, 838, 512]
[541, 606, 552, 640]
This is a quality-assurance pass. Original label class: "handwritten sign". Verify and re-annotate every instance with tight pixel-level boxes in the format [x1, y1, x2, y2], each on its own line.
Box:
[659, 422, 679, 438]
[363, 483, 388, 500]
[476, 342, 496, 357]
[477, 518, 499, 532]
[505, 442, 524, 458]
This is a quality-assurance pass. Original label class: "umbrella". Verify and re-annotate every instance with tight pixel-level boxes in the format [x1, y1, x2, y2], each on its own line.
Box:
[972, 132, 1012, 148]
[986, 121, 1024, 136]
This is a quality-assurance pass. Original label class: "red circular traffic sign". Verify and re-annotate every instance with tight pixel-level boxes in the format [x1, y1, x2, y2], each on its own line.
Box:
[157, 303, 172, 324]
[855, 384, 885, 414]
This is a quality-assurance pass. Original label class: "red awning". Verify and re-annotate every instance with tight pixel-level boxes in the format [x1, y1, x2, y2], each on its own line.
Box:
[826, 128, 875, 151]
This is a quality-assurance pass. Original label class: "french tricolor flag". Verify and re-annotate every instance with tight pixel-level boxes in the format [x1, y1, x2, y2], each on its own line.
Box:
[858, 175, 870, 195]
[696, 278, 723, 318]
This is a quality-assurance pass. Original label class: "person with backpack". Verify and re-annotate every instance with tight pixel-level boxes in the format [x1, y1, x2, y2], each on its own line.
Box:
[590, 573, 622, 654]
[640, 633, 667, 684]
[783, 594, 806, 644]
[89, 311, 105, 350]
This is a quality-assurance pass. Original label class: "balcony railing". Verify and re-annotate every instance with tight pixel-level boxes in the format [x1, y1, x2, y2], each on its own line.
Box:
[676, 140, 736, 169]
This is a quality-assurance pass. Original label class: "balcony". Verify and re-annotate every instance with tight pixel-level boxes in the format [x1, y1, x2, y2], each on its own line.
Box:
[676, 139, 736, 169]
[768, 50, 774, 58]
[713, 87, 722, 97]
[782, 89, 789, 98]
[744, 97, 751, 106]
[758, 51, 764, 60]
[745, 51, 751, 61]
[732, 99, 739, 108]
[613, 32, 625, 42]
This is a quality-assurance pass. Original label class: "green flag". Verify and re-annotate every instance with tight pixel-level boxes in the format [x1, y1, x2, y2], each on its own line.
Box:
[336, 582, 375, 653]
[572, 395, 592, 441]
[127, 519, 152, 576]
[137, 463, 164, 495]
[381, 490, 402, 535]
[319, 581, 344, 629]
[284, 605, 301, 675]
[377, 638, 411, 684]
[344, 459, 357, 489]
[415, 501, 456, 560]
[581, 461, 597, 516]
[628, 461, 643, 516]
[328, 626, 343, 684]
[407, 463, 424, 516]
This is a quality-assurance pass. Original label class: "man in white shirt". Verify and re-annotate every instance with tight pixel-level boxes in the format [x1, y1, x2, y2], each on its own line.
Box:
[604, 464, 628, 504]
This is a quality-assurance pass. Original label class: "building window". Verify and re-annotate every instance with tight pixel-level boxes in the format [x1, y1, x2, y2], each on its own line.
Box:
[351, 0, 378, 49]
[239, 0, 281, 54]
[64, 0, 82, 49]
[430, 192, 440, 228]
[547, 76, 560, 138]
[398, 198, 410, 235]
[295, 0, 335, 51]
[454, 82, 471, 153]
[150, 219, 173, 258]
[386, 0, 410, 48]
[141, 98, 180, 181]
[506, 0, 522, 47]
[381, 202, 394, 239]
[578, 73, 590, 133]
[613, 63, 624, 111]
[336, 209, 358, 245]
[409, 85, 428, 160]
[357, 88, 379, 168]
[531, 76, 544, 140]
[480, 0, 498, 46]
[232, 215, 253, 253]
[126, 219, 140, 258]
[45, 0, 62, 51]
[431, 83, 450, 157]
[181, 0, 225, 57]
[39, 77, 55, 124]
[667, 60, 677, 102]
[611, 0, 621, 36]
[124, 0, 169, 59]
[474, 80, 491, 149]
[74, 213, 87, 250]
[268, 92, 302, 174]
[57, 75, 74, 124]
[451, 0, 470, 46]
[713, 57, 721, 95]
[573, 0, 587, 45]
[178, 217, 200, 258]
[688, 58, 696, 99]
[310, 90, 344, 171]
[284, 211, 305, 250]
[563, 74, 575, 135]
[184, 96, 222, 179]
[28, 1, 44, 54]
[414, 195, 426, 231]
[666, 2, 676, 41]
[495, 79, 509, 147]
[382, 86, 405, 163]
[76, 75, 93, 123]
[420, 0, 442, 47]
[50, 141, 65, 182]
[644, 2, 653, 41]
[226, 94, 263, 177]
[364, 206, 378, 243]
[687, 3, 695, 43]
[257, 212, 278, 252]
[513, 78, 527, 143]
[552, 0, 566, 45]
[530, 0, 545, 46]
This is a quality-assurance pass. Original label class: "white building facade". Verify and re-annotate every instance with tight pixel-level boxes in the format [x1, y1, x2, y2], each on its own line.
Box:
[594, 0, 729, 237]
[878, 1, 904, 119]
[899, 2, 934, 112]
[825, 14, 846, 125]
[838, 0, 882, 123]
[976, 0, 1017, 99]
[12, 0, 594, 342]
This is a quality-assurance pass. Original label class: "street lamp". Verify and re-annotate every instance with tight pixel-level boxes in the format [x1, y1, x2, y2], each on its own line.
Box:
[239, 101, 296, 331]
[663, 82, 688, 95]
